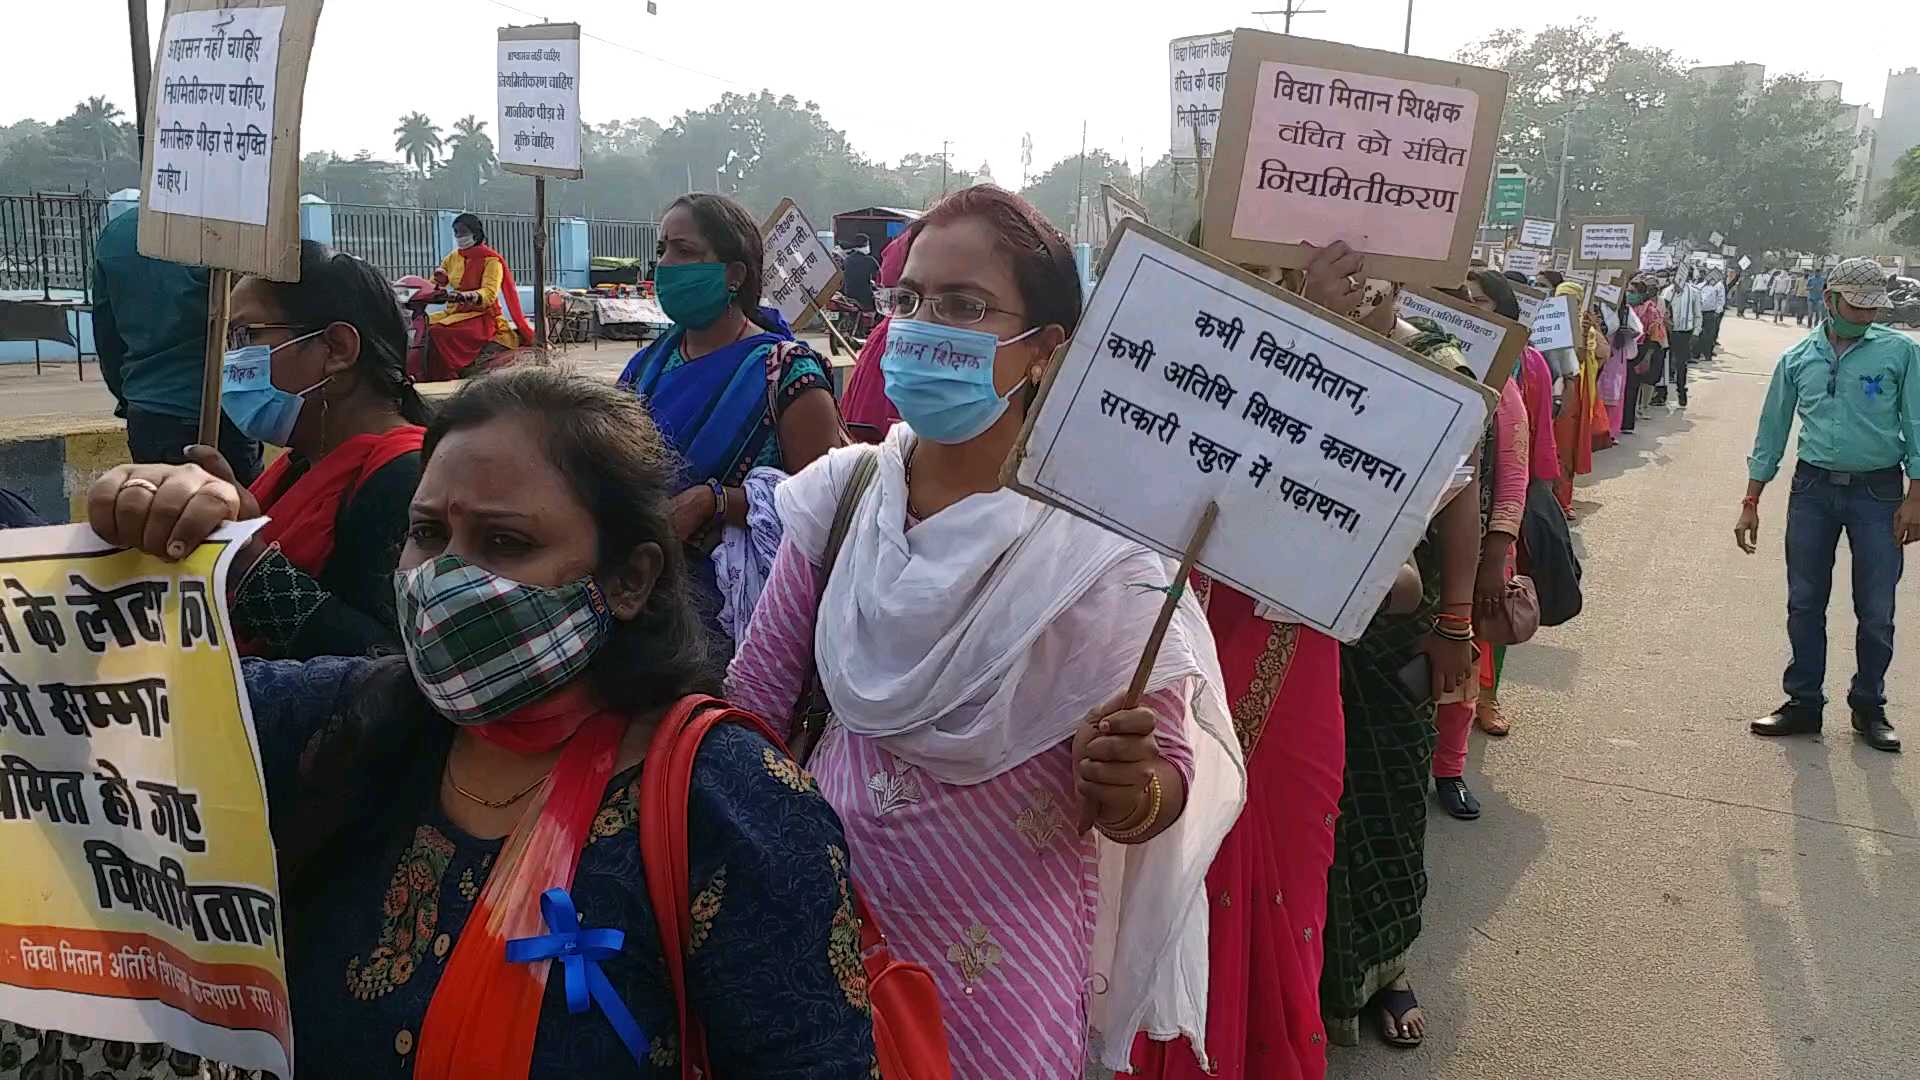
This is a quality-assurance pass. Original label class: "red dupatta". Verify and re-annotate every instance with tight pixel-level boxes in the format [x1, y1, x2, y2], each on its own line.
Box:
[460, 242, 536, 346]
[250, 426, 426, 576]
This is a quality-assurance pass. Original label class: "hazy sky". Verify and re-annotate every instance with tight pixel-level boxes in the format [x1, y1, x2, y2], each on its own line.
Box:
[6, 0, 1912, 202]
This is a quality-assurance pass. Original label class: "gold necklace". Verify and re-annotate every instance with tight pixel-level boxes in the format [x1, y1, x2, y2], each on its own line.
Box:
[446, 767, 550, 810]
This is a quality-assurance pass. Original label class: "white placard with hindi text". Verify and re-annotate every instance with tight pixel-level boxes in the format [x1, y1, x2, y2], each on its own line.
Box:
[1709, 230, 1724, 246]
[1502, 247, 1543, 276]
[1170, 32, 1233, 160]
[1580, 221, 1636, 263]
[1639, 248, 1672, 271]
[761, 199, 842, 328]
[1739, 255, 1753, 270]
[1595, 283, 1622, 307]
[1395, 287, 1524, 384]
[497, 27, 582, 177]
[1529, 295, 1575, 352]
[1646, 229, 1664, 250]
[147, 7, 286, 226]
[1011, 222, 1490, 642]
[1519, 218, 1555, 248]
[1512, 283, 1545, 327]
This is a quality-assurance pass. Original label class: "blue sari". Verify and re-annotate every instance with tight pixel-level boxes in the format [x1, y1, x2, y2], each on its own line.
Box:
[617, 307, 829, 486]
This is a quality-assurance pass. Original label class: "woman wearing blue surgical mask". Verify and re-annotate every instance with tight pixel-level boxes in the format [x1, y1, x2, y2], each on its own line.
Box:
[618, 193, 846, 651]
[727, 185, 1245, 1077]
[66, 368, 877, 1078]
[209, 241, 432, 659]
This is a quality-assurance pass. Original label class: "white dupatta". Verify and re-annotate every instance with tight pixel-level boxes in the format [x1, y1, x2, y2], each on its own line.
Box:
[775, 425, 1247, 1070]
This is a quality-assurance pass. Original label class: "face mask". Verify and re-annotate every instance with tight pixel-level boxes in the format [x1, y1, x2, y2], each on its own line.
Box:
[454, 234, 476, 250]
[655, 261, 735, 329]
[394, 555, 614, 726]
[1829, 299, 1872, 339]
[220, 330, 328, 446]
[881, 318, 1041, 444]
[1627, 291, 1647, 305]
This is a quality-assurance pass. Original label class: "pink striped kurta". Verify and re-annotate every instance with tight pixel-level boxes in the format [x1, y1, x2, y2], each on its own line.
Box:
[729, 536, 1193, 1078]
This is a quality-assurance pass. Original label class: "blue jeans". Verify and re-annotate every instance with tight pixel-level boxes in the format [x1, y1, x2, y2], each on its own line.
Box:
[1783, 462, 1906, 708]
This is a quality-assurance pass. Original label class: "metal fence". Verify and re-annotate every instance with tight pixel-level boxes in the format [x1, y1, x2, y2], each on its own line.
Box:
[0, 193, 109, 300]
[0, 195, 659, 294]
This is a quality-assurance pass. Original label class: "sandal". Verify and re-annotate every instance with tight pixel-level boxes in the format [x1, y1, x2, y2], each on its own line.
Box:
[1475, 697, 1510, 737]
[1374, 984, 1424, 1048]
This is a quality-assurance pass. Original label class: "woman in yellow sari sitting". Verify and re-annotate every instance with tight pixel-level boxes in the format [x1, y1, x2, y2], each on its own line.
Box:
[425, 212, 535, 380]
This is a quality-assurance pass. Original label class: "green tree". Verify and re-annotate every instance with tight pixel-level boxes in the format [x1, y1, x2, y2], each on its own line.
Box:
[1871, 145, 1920, 247]
[1019, 150, 1132, 238]
[887, 152, 976, 210]
[299, 150, 414, 205]
[393, 112, 443, 176]
[1140, 154, 1203, 243]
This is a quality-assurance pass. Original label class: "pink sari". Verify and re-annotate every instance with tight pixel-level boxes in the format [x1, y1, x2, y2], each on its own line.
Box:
[1133, 581, 1344, 1080]
[838, 232, 910, 439]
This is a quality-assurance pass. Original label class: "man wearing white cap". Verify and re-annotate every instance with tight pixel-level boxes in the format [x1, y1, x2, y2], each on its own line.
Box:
[1740, 258, 1920, 752]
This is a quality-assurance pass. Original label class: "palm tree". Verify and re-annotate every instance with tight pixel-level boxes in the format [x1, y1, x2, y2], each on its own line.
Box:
[448, 115, 496, 168]
[393, 112, 443, 176]
[68, 96, 126, 169]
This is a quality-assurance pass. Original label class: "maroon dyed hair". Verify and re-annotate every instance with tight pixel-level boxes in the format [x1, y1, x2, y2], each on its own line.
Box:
[916, 185, 1082, 335]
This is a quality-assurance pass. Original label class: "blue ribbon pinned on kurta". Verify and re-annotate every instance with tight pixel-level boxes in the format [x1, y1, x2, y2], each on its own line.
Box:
[505, 887, 646, 1067]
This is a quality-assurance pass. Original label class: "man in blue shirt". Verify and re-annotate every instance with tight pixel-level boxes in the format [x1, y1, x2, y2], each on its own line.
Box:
[1739, 258, 1920, 752]
[92, 207, 262, 483]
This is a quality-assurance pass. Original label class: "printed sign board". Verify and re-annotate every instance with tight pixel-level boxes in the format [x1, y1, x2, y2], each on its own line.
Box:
[138, 0, 323, 281]
[761, 198, 844, 331]
[1202, 28, 1509, 286]
[0, 523, 289, 1076]
[1008, 220, 1492, 642]
[1170, 32, 1234, 161]
[1395, 286, 1525, 386]
[1528, 294, 1576, 352]
[1510, 280, 1546, 327]
[1518, 218, 1555, 248]
[497, 23, 582, 179]
[1501, 247, 1543, 276]
[1573, 215, 1644, 269]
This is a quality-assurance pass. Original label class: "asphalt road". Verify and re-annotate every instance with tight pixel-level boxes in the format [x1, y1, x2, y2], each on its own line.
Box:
[1332, 314, 1920, 1080]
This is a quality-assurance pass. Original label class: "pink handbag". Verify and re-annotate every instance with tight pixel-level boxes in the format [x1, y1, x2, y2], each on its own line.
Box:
[1480, 575, 1541, 646]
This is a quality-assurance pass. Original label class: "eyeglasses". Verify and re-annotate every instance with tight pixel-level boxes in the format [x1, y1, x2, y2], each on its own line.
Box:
[876, 288, 1024, 326]
[225, 323, 318, 351]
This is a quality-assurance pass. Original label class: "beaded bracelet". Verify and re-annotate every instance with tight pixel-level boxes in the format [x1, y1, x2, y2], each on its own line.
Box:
[706, 478, 728, 533]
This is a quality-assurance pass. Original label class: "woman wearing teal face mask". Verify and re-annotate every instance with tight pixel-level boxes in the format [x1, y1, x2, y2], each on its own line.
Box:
[618, 193, 846, 649]
[202, 242, 433, 660]
[727, 185, 1245, 1077]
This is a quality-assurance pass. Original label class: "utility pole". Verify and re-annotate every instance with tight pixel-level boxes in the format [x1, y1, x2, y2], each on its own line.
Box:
[1073, 121, 1088, 244]
[1553, 102, 1582, 238]
[127, 0, 153, 162]
[940, 139, 950, 197]
[1252, 1, 1325, 34]
[1403, 0, 1413, 52]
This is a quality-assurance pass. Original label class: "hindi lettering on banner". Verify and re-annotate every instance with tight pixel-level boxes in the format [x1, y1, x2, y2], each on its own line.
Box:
[1595, 283, 1623, 307]
[1009, 221, 1491, 642]
[1170, 32, 1234, 161]
[497, 24, 582, 178]
[1501, 247, 1543, 277]
[1574, 215, 1644, 268]
[759, 198, 843, 329]
[1394, 286, 1526, 385]
[1645, 229, 1664, 250]
[1509, 280, 1546, 327]
[1202, 30, 1509, 287]
[1639, 248, 1673, 271]
[145, 7, 285, 228]
[1518, 218, 1555, 248]
[1528, 294, 1576, 352]
[0, 523, 288, 1076]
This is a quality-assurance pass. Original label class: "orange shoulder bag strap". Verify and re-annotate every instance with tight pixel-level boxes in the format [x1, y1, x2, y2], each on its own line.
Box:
[637, 695, 952, 1080]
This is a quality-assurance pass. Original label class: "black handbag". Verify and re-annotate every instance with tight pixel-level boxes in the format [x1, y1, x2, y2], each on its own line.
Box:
[787, 449, 880, 765]
[1518, 478, 1583, 627]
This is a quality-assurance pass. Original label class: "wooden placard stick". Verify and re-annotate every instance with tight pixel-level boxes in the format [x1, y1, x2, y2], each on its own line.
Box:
[1122, 500, 1219, 708]
[794, 275, 860, 356]
[197, 269, 232, 447]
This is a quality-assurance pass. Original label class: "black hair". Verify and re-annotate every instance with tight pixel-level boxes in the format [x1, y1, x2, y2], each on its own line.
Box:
[920, 184, 1082, 337]
[1472, 269, 1521, 322]
[274, 368, 717, 897]
[1539, 270, 1566, 289]
[261, 241, 431, 425]
[1503, 270, 1530, 285]
[666, 193, 773, 331]
[452, 212, 486, 244]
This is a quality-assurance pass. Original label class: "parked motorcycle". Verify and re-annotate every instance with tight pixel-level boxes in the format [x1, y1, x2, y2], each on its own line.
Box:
[825, 292, 879, 355]
[1878, 276, 1920, 329]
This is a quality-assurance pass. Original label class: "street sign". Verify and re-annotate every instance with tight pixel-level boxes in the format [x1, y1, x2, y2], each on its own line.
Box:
[1490, 173, 1527, 226]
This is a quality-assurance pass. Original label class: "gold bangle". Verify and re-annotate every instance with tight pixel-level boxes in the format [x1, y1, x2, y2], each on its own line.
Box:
[1099, 774, 1163, 843]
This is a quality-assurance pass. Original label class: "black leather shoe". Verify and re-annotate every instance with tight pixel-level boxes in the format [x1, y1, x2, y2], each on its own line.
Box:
[1751, 703, 1822, 737]
[1851, 704, 1902, 753]
[1434, 777, 1481, 820]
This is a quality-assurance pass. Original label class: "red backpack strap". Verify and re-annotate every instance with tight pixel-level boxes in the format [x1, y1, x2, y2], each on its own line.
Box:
[638, 694, 790, 1079]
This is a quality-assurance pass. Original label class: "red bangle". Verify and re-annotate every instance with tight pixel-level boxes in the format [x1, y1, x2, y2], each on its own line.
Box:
[1741, 495, 1760, 508]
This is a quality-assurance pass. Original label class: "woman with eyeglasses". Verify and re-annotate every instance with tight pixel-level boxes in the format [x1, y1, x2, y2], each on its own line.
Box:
[619, 193, 846, 649]
[201, 241, 432, 660]
[727, 185, 1244, 1076]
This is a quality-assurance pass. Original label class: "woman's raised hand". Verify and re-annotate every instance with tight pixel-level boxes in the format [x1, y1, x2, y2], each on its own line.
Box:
[87, 458, 258, 561]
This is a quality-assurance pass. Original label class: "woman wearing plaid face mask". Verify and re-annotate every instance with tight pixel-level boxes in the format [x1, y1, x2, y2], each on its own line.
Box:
[68, 368, 879, 1079]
